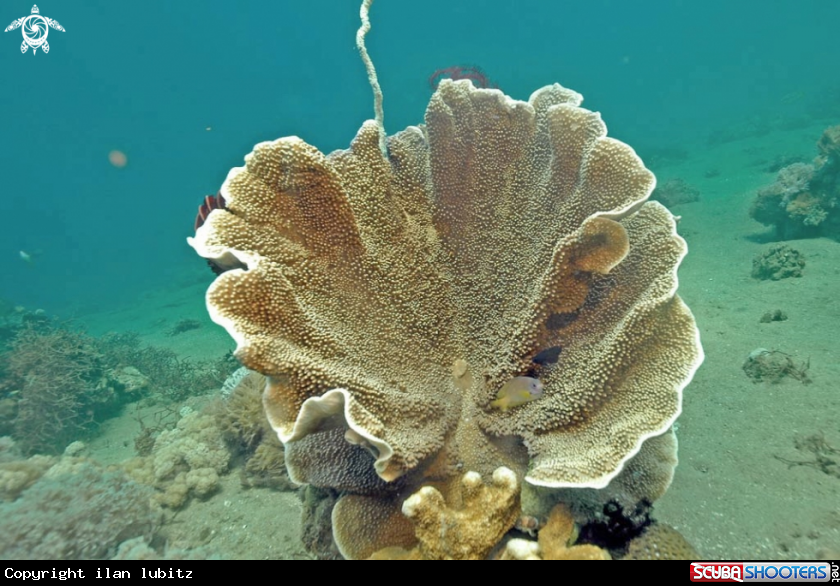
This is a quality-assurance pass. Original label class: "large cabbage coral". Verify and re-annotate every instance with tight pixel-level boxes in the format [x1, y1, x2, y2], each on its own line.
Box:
[188, 4, 702, 560]
[191, 79, 701, 488]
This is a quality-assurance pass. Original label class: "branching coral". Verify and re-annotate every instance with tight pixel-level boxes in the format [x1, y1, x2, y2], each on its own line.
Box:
[2, 327, 105, 454]
[95, 331, 238, 403]
[0, 325, 211, 454]
[188, 2, 702, 558]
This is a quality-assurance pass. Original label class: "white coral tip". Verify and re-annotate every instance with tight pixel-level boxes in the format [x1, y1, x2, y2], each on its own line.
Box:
[504, 538, 541, 560]
[492, 466, 517, 489]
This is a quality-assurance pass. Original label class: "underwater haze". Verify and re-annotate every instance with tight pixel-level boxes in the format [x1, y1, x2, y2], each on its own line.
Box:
[2, 0, 839, 312]
[1, 0, 840, 562]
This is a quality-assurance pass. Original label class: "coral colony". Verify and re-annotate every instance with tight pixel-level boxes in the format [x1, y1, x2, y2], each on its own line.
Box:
[751, 125, 840, 239]
[187, 0, 703, 559]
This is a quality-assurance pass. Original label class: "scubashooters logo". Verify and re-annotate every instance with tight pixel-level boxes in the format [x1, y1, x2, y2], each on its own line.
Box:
[4, 5, 64, 54]
[691, 562, 834, 582]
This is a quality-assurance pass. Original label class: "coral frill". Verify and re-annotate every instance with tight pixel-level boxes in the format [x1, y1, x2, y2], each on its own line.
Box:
[188, 79, 703, 558]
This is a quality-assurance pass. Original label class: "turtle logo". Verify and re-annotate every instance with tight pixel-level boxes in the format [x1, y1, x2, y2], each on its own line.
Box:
[5, 5, 64, 55]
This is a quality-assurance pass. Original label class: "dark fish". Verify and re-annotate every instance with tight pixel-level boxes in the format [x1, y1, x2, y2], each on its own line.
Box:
[533, 346, 562, 366]
[194, 192, 226, 232]
[194, 191, 240, 275]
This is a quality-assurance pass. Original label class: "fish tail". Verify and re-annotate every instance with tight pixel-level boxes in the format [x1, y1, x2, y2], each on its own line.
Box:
[490, 398, 509, 412]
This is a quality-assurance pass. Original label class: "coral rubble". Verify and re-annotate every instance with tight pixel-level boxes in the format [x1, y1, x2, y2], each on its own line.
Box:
[751, 244, 805, 281]
[759, 309, 788, 323]
[742, 349, 810, 384]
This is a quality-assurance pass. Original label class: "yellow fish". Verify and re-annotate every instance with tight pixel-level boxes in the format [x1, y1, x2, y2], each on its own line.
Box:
[490, 376, 544, 412]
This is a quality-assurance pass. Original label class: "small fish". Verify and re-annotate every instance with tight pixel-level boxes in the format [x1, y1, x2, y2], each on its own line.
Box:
[19, 250, 33, 265]
[490, 376, 544, 412]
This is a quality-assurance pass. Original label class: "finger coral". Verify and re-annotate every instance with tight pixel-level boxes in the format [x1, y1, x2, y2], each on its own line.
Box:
[402, 467, 519, 560]
[367, 467, 520, 560]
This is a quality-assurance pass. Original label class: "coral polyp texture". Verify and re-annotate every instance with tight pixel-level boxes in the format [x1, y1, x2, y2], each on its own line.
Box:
[189, 80, 702, 554]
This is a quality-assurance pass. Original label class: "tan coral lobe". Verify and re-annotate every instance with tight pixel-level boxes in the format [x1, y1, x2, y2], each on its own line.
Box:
[400, 467, 520, 560]
[188, 79, 703, 496]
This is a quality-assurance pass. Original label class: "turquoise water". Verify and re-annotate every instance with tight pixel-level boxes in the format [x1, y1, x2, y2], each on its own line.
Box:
[1, 0, 839, 561]
[2, 0, 838, 313]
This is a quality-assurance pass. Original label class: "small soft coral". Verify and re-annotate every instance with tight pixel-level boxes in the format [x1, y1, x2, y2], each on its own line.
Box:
[212, 368, 293, 489]
[214, 369, 269, 451]
[498, 503, 611, 560]
[538, 504, 610, 560]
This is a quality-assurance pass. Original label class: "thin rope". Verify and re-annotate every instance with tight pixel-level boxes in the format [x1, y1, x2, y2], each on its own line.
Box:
[356, 0, 387, 158]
